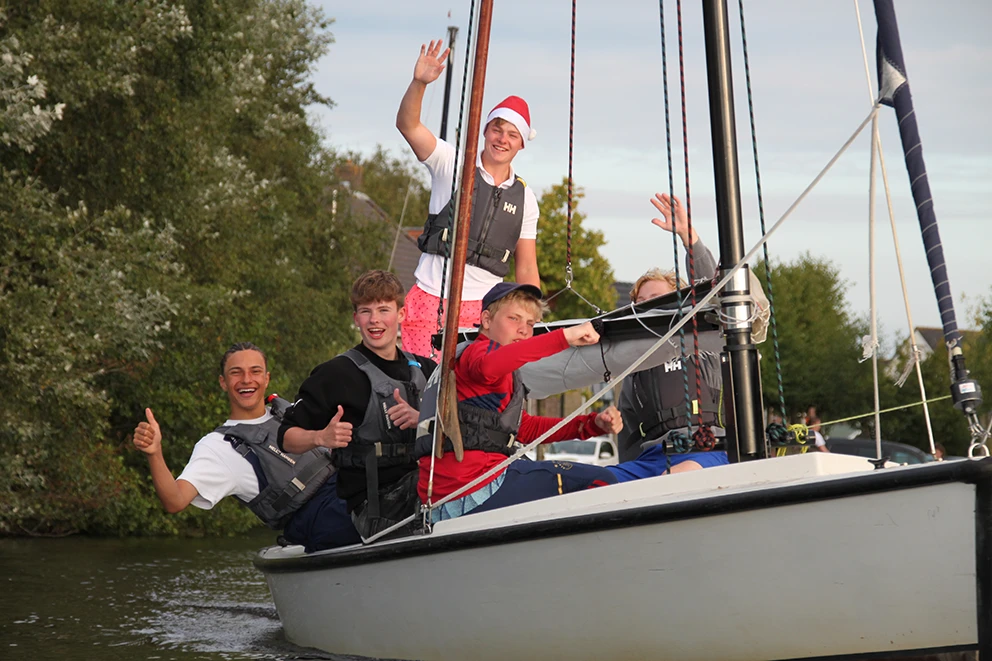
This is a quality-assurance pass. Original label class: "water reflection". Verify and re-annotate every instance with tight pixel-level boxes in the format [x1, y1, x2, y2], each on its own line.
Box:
[0, 530, 366, 660]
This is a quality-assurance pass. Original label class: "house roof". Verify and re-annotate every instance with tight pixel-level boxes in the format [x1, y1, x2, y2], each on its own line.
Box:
[915, 325, 980, 352]
[613, 281, 634, 307]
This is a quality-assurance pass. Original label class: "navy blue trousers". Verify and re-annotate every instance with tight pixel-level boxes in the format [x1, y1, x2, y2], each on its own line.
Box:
[282, 474, 361, 552]
[469, 460, 617, 516]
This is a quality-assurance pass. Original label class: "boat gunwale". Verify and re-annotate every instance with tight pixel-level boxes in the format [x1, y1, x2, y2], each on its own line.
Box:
[254, 457, 992, 573]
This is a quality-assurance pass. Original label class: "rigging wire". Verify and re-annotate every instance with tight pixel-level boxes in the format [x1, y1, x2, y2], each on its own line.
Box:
[365, 103, 882, 545]
[736, 0, 787, 422]
[674, 0, 710, 447]
[425, 0, 479, 516]
[658, 0, 694, 449]
[853, 0, 938, 456]
[544, 0, 604, 317]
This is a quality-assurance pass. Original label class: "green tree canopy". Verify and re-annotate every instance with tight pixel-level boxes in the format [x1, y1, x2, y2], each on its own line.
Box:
[523, 178, 617, 321]
[0, 2, 397, 536]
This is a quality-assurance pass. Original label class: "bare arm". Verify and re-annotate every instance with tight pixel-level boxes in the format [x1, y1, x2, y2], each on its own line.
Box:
[281, 406, 353, 453]
[396, 40, 448, 161]
[514, 238, 540, 288]
[133, 408, 199, 513]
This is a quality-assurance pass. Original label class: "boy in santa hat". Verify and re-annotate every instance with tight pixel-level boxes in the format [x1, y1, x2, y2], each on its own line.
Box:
[396, 39, 541, 358]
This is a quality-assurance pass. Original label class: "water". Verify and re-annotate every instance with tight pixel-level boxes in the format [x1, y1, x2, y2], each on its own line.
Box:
[0, 530, 369, 660]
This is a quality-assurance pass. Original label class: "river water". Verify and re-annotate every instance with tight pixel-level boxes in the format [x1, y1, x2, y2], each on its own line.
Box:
[0, 530, 372, 660]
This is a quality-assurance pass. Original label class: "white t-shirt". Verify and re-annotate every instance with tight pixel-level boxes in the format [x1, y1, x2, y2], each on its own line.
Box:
[812, 430, 826, 448]
[414, 139, 539, 301]
[176, 412, 273, 509]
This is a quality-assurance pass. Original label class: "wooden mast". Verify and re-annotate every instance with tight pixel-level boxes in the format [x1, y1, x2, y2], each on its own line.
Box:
[435, 0, 495, 460]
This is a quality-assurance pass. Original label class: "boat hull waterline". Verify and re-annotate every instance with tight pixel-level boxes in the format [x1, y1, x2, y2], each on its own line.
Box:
[255, 454, 992, 660]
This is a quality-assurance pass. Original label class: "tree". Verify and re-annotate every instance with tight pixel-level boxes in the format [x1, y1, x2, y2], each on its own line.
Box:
[753, 254, 873, 424]
[0, 2, 394, 536]
[522, 178, 617, 321]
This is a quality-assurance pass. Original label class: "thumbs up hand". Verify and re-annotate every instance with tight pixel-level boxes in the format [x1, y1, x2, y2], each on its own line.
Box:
[387, 388, 420, 430]
[315, 405, 353, 449]
[133, 408, 163, 456]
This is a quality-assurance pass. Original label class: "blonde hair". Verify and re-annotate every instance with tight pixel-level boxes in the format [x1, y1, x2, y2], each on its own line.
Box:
[485, 289, 547, 319]
[630, 268, 686, 302]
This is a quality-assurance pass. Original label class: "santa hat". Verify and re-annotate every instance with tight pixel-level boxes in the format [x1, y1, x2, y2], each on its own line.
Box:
[485, 96, 536, 147]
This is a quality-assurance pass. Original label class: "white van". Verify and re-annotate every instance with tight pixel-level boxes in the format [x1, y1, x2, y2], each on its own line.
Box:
[537, 436, 619, 467]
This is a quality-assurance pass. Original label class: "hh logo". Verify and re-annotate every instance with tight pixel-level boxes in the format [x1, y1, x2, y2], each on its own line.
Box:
[502, 202, 517, 215]
[664, 357, 683, 373]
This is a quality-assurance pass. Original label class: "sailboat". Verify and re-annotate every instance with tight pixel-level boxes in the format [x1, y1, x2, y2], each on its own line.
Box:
[254, 1, 991, 659]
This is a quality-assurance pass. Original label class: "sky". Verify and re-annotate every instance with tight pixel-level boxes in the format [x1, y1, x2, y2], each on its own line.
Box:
[306, 0, 991, 345]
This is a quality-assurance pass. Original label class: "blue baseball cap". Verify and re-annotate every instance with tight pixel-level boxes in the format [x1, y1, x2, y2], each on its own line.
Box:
[481, 282, 544, 311]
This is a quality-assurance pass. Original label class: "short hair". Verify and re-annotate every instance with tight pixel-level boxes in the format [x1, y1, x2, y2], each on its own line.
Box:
[220, 342, 267, 374]
[808, 415, 821, 426]
[486, 289, 546, 320]
[630, 268, 685, 302]
[351, 270, 405, 311]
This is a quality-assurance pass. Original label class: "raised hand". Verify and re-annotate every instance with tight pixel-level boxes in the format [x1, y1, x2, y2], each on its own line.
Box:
[133, 408, 163, 456]
[594, 406, 624, 435]
[316, 405, 352, 449]
[563, 321, 600, 347]
[650, 193, 696, 247]
[387, 388, 420, 430]
[413, 40, 450, 85]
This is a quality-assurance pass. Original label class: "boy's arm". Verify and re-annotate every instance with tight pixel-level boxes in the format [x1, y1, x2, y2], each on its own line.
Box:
[518, 406, 623, 444]
[514, 238, 540, 288]
[133, 408, 199, 513]
[460, 330, 570, 385]
[397, 40, 449, 161]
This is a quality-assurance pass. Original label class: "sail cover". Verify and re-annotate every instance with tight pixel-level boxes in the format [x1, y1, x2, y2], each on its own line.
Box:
[874, 0, 963, 350]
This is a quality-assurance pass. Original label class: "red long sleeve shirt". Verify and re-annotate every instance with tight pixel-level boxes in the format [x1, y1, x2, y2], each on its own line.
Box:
[418, 329, 606, 503]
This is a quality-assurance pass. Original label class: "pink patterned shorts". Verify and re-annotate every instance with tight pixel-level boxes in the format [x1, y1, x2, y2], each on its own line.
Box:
[402, 284, 483, 358]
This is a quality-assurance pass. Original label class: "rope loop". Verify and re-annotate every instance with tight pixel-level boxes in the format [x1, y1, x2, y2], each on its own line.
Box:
[692, 425, 717, 451]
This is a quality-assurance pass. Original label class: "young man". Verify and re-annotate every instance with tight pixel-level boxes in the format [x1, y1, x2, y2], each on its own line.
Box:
[133, 342, 360, 551]
[415, 283, 624, 521]
[279, 270, 436, 538]
[396, 39, 541, 356]
[611, 193, 729, 481]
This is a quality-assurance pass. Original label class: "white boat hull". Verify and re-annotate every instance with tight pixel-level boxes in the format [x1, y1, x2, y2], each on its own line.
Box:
[256, 454, 992, 660]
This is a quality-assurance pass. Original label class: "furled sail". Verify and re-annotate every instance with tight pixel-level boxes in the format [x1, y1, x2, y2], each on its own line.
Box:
[873, 0, 983, 424]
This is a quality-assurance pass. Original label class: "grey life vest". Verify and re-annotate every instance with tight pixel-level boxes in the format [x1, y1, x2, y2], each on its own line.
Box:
[619, 349, 723, 461]
[414, 341, 527, 459]
[334, 349, 426, 519]
[217, 398, 335, 530]
[334, 348, 427, 470]
[418, 169, 527, 277]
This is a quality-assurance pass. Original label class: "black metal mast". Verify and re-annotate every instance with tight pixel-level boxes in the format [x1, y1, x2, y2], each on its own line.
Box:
[439, 24, 459, 142]
[701, 0, 765, 461]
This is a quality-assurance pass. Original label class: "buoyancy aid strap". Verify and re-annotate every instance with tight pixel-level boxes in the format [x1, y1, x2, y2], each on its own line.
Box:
[365, 447, 380, 518]
[638, 401, 722, 439]
[467, 237, 512, 263]
[268, 450, 333, 514]
[223, 432, 269, 491]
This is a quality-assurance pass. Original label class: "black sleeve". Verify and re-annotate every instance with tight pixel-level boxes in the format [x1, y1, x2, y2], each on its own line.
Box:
[414, 354, 438, 381]
[277, 356, 371, 451]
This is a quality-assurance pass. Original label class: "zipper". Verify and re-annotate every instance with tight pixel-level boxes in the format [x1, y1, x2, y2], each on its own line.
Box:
[475, 186, 502, 255]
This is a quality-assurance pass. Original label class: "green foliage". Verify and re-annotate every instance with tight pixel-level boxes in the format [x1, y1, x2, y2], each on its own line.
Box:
[754, 254, 873, 422]
[524, 178, 617, 321]
[0, 1, 395, 537]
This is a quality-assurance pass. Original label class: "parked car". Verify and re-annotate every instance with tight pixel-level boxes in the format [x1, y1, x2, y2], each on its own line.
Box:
[826, 438, 934, 465]
[529, 436, 619, 467]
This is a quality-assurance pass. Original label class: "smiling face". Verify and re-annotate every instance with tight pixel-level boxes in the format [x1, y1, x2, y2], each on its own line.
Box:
[219, 349, 270, 420]
[354, 299, 404, 361]
[480, 300, 541, 346]
[481, 118, 523, 169]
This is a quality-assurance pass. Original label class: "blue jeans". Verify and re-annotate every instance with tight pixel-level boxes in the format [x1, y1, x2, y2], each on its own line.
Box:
[283, 474, 362, 552]
[467, 460, 618, 516]
[608, 445, 729, 483]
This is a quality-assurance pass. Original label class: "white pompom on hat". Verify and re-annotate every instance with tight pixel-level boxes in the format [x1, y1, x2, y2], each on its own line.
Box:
[485, 95, 536, 148]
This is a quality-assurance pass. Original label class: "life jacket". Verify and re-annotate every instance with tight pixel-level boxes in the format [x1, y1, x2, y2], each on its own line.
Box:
[217, 397, 335, 530]
[619, 349, 723, 462]
[332, 348, 427, 519]
[417, 169, 527, 278]
[414, 341, 527, 459]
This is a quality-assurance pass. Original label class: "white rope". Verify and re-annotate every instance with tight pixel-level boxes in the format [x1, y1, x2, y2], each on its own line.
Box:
[425, 104, 881, 514]
[363, 103, 882, 545]
[868, 113, 883, 458]
[854, 0, 937, 454]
